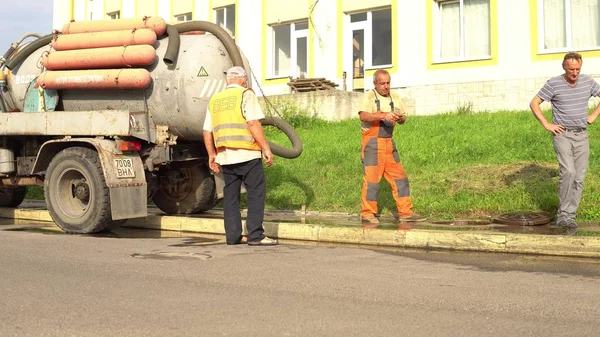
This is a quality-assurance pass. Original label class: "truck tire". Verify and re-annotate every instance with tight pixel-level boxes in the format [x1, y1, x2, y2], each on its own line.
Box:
[152, 161, 217, 214]
[44, 147, 118, 234]
[0, 187, 27, 207]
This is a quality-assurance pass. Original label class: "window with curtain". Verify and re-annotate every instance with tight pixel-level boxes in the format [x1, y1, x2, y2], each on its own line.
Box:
[542, 0, 600, 50]
[271, 21, 308, 78]
[436, 0, 490, 61]
[215, 5, 236, 37]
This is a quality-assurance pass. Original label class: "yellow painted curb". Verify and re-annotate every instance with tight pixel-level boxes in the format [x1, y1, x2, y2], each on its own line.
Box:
[3, 207, 600, 258]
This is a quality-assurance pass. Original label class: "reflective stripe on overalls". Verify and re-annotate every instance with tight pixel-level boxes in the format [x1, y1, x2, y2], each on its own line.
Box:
[361, 91, 413, 218]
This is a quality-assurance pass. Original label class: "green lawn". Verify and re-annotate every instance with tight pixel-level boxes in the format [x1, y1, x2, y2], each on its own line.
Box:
[263, 109, 600, 221]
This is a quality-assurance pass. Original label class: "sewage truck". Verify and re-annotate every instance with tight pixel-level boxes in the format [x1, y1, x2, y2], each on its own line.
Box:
[0, 17, 302, 234]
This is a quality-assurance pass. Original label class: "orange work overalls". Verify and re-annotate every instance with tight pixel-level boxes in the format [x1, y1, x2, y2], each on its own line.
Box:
[361, 92, 413, 219]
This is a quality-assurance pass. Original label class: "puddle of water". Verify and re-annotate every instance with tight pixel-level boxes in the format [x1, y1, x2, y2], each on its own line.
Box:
[429, 220, 492, 226]
[4, 213, 600, 239]
[574, 230, 600, 237]
[491, 225, 565, 235]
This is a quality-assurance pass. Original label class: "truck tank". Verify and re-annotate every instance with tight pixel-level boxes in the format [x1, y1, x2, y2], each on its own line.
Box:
[5, 24, 254, 142]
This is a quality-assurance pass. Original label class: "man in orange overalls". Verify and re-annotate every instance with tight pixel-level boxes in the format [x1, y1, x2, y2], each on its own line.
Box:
[358, 69, 425, 224]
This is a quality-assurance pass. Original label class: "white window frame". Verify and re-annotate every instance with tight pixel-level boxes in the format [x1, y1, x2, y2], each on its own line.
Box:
[215, 5, 235, 37]
[537, 0, 600, 53]
[268, 21, 309, 79]
[107, 11, 120, 20]
[433, 0, 491, 63]
[348, 9, 392, 71]
[174, 12, 192, 22]
[87, 0, 94, 20]
[349, 18, 371, 72]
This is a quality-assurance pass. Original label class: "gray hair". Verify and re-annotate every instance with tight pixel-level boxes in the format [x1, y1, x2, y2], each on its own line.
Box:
[372, 69, 390, 83]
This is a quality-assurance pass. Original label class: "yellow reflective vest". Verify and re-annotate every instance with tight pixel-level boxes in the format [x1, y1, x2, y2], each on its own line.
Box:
[208, 87, 261, 151]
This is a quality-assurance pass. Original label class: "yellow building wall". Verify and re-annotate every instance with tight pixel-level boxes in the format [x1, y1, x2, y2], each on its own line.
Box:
[105, 0, 121, 14]
[136, 0, 157, 17]
[172, 0, 193, 16]
[212, 0, 235, 8]
[264, 0, 307, 24]
[342, 0, 391, 13]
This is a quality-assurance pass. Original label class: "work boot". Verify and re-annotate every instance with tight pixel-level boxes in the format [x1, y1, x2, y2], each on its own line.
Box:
[398, 213, 427, 222]
[361, 216, 380, 224]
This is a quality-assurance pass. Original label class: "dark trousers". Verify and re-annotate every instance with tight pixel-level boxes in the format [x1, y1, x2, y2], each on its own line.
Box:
[222, 158, 266, 244]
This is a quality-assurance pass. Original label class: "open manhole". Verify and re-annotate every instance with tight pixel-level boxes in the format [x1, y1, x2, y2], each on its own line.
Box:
[492, 212, 551, 226]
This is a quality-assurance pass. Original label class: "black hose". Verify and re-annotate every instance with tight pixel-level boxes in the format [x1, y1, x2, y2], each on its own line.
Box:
[0, 91, 8, 113]
[162, 21, 302, 159]
[162, 24, 180, 67]
[1, 46, 16, 63]
[5, 34, 52, 70]
[164, 21, 244, 68]
[261, 116, 303, 159]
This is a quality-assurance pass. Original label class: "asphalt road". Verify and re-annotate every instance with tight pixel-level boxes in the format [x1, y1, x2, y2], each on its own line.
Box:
[1, 221, 600, 337]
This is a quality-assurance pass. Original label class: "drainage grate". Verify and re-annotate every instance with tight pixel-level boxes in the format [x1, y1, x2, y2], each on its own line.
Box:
[492, 212, 551, 226]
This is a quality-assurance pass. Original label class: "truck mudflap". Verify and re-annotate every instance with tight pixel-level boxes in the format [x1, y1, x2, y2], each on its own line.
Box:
[33, 138, 147, 220]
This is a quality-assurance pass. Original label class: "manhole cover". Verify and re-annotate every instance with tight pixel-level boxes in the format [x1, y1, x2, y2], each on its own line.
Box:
[492, 212, 551, 226]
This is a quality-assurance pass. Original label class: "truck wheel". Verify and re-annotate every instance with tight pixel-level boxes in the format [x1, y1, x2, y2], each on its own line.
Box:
[0, 187, 27, 207]
[44, 147, 118, 234]
[152, 161, 217, 214]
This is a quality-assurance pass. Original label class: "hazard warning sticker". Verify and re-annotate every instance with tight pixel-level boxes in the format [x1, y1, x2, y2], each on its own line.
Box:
[197, 67, 209, 77]
[197, 80, 226, 98]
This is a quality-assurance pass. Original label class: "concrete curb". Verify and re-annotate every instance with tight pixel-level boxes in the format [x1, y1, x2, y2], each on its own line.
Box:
[2, 207, 600, 258]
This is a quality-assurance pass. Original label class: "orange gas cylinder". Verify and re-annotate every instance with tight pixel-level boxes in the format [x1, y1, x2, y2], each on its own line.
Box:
[42, 45, 156, 70]
[37, 69, 152, 90]
[62, 17, 167, 37]
[52, 29, 157, 51]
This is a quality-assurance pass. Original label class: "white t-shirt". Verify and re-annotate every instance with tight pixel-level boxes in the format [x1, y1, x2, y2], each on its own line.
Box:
[203, 84, 265, 165]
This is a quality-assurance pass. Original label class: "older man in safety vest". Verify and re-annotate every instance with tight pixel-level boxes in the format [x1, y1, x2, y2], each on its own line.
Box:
[358, 69, 425, 224]
[203, 66, 278, 246]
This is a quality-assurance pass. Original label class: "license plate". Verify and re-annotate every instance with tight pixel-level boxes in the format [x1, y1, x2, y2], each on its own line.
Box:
[114, 158, 135, 178]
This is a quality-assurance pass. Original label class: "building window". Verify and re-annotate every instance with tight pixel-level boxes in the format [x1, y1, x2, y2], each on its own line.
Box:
[174, 12, 192, 22]
[107, 11, 120, 20]
[349, 7, 392, 78]
[271, 21, 308, 78]
[540, 0, 600, 51]
[215, 5, 235, 37]
[435, 0, 490, 61]
[88, 0, 93, 20]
